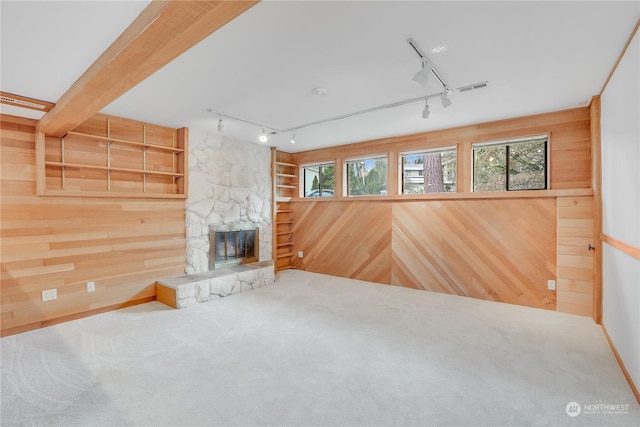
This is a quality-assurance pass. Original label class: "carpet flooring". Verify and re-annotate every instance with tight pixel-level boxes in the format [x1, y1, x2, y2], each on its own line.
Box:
[1, 270, 638, 426]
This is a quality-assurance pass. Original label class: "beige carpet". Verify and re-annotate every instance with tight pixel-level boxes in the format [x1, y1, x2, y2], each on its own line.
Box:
[1, 270, 638, 426]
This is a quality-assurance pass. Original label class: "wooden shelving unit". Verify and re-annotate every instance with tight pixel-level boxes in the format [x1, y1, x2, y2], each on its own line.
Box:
[37, 115, 187, 198]
[272, 149, 298, 272]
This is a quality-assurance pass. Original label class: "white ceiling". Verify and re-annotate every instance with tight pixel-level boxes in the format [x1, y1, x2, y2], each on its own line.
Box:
[1, 1, 638, 153]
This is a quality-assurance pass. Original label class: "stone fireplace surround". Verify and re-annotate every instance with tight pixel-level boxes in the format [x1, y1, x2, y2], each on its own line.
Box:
[186, 130, 272, 273]
[156, 131, 275, 309]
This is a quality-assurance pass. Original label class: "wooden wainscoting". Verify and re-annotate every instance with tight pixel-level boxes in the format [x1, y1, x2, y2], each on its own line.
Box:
[291, 201, 392, 284]
[290, 197, 557, 310]
[1, 114, 186, 336]
[392, 198, 557, 309]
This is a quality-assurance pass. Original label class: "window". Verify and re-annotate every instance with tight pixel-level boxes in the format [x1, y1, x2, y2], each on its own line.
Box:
[400, 147, 457, 194]
[345, 155, 387, 196]
[302, 162, 335, 197]
[473, 136, 548, 192]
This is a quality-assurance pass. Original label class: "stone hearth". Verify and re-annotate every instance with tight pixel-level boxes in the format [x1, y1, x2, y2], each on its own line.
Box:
[156, 260, 275, 309]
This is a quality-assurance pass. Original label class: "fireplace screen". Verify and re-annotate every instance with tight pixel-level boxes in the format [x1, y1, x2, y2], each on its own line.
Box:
[209, 224, 259, 270]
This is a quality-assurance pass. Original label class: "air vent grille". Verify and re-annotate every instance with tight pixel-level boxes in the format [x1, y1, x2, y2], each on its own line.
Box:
[0, 95, 46, 110]
[0, 92, 54, 112]
[457, 81, 489, 93]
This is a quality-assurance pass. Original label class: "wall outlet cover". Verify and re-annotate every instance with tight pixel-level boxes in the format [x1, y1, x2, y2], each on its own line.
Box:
[42, 288, 57, 302]
[87, 281, 96, 292]
[548, 280, 556, 290]
[298, 251, 304, 258]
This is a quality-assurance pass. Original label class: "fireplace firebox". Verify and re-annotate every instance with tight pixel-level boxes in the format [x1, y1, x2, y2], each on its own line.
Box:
[209, 223, 259, 270]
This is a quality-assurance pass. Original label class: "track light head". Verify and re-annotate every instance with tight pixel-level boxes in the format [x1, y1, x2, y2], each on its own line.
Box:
[422, 100, 430, 119]
[290, 130, 297, 144]
[259, 128, 268, 143]
[413, 61, 431, 86]
[440, 92, 452, 109]
[217, 116, 224, 132]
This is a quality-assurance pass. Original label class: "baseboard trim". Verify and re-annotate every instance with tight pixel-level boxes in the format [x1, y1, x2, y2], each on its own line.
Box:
[0, 296, 156, 337]
[601, 324, 640, 404]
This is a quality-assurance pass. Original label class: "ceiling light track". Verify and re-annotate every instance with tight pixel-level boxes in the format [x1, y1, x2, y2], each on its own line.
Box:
[407, 38, 450, 91]
[206, 38, 457, 142]
[207, 90, 449, 139]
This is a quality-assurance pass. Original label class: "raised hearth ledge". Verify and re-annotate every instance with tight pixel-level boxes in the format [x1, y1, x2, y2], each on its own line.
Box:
[156, 260, 275, 309]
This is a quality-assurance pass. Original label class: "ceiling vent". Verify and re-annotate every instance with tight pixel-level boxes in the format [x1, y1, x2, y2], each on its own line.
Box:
[0, 92, 54, 112]
[457, 81, 489, 93]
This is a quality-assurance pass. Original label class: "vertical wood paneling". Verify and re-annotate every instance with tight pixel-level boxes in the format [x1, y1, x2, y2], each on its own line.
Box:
[556, 196, 594, 316]
[1, 114, 186, 336]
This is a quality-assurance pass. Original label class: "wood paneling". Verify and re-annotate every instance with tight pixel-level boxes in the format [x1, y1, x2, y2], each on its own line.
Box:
[289, 198, 556, 309]
[1, 114, 186, 335]
[287, 107, 594, 312]
[291, 201, 392, 284]
[556, 196, 594, 316]
[291, 107, 591, 196]
[392, 199, 557, 309]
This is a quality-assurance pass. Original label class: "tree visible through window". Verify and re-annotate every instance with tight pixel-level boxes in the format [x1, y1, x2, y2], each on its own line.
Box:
[473, 136, 547, 192]
[302, 162, 335, 197]
[401, 148, 456, 194]
[346, 156, 387, 196]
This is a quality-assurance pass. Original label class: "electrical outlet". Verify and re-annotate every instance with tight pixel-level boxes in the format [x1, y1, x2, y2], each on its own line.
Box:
[548, 280, 556, 291]
[298, 251, 304, 258]
[42, 288, 57, 302]
[87, 281, 96, 293]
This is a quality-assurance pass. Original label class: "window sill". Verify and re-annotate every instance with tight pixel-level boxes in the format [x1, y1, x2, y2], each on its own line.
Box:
[290, 188, 593, 202]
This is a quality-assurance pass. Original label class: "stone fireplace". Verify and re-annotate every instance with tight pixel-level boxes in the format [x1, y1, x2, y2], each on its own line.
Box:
[209, 223, 259, 270]
[185, 130, 272, 274]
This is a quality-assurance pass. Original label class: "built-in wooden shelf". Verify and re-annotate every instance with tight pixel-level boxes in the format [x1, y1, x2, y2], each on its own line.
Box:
[44, 161, 185, 178]
[37, 115, 188, 199]
[66, 131, 184, 153]
[272, 152, 298, 272]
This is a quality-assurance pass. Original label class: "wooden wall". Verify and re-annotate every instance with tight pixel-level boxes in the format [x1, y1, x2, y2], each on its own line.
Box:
[1, 114, 186, 336]
[292, 198, 557, 310]
[289, 108, 594, 312]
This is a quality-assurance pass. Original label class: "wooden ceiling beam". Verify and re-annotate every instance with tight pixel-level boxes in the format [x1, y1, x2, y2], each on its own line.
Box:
[37, 0, 259, 137]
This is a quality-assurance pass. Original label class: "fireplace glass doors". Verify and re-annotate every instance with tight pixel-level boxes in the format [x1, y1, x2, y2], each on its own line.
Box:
[209, 224, 259, 270]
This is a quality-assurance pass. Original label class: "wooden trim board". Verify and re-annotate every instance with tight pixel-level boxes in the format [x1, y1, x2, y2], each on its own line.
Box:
[601, 324, 640, 404]
[601, 234, 640, 261]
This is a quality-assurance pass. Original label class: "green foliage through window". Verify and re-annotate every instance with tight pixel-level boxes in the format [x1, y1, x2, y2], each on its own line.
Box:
[346, 156, 388, 196]
[302, 162, 335, 197]
[473, 137, 547, 192]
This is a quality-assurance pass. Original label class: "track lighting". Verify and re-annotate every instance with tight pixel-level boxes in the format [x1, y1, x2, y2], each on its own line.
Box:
[290, 130, 297, 144]
[413, 60, 431, 86]
[422, 100, 430, 119]
[440, 92, 452, 108]
[259, 128, 268, 143]
[217, 115, 224, 132]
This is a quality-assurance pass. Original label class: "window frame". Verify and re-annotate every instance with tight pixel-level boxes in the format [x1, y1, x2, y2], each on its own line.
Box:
[471, 134, 549, 192]
[399, 146, 457, 195]
[301, 161, 335, 198]
[344, 154, 389, 197]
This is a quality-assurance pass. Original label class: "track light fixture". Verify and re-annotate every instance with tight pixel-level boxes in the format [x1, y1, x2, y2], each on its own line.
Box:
[290, 130, 297, 144]
[413, 60, 431, 86]
[440, 92, 452, 108]
[217, 114, 224, 132]
[422, 100, 430, 119]
[259, 128, 268, 143]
